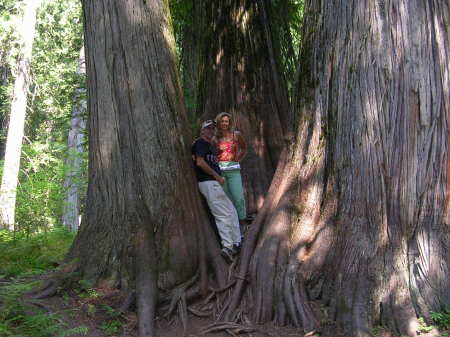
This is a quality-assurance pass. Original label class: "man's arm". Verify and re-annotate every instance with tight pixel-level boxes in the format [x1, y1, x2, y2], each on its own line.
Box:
[195, 156, 225, 185]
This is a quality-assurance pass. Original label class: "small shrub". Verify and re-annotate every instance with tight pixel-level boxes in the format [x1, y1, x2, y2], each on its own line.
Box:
[77, 279, 101, 299]
[102, 304, 120, 317]
[87, 303, 97, 316]
[431, 310, 450, 330]
[100, 319, 122, 335]
[418, 317, 433, 333]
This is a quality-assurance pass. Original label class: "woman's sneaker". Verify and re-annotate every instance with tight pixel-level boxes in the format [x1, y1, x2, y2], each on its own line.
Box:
[221, 247, 234, 263]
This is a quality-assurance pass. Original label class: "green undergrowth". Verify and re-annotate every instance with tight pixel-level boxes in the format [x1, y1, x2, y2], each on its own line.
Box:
[0, 227, 83, 337]
[371, 310, 450, 337]
[0, 227, 75, 278]
[431, 310, 450, 331]
[0, 280, 87, 337]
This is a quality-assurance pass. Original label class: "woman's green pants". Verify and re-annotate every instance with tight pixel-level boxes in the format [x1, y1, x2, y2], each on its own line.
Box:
[220, 161, 247, 220]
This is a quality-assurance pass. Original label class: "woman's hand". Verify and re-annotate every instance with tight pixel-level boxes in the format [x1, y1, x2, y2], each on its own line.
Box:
[215, 175, 225, 185]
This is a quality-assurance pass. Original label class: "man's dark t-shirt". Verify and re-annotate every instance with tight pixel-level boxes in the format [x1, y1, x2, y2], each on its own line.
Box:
[192, 138, 221, 182]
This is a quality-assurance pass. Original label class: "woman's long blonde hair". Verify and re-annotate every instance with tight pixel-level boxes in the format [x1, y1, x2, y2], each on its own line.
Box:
[215, 112, 235, 139]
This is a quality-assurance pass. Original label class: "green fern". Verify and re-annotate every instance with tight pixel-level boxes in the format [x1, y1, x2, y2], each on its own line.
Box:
[0, 228, 75, 277]
[431, 310, 450, 330]
[0, 228, 75, 337]
[57, 325, 89, 337]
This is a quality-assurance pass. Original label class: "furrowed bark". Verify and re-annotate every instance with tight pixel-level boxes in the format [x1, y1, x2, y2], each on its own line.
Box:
[67, 2, 227, 334]
[55, 1, 448, 336]
[196, 0, 290, 213]
[232, 0, 449, 336]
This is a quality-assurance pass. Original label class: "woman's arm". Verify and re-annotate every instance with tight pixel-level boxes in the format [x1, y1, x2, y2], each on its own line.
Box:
[235, 131, 247, 162]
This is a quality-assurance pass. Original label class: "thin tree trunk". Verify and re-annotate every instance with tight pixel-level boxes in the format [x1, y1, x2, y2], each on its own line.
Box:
[62, 46, 86, 232]
[0, 49, 12, 159]
[0, 0, 41, 230]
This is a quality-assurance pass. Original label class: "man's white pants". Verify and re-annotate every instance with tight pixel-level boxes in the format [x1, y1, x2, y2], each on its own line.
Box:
[198, 180, 241, 249]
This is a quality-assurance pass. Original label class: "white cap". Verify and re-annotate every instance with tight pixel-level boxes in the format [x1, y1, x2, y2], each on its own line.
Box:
[201, 120, 215, 129]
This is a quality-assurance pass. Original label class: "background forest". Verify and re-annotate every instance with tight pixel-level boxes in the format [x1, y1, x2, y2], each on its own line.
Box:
[0, 0, 84, 233]
[0, 0, 448, 337]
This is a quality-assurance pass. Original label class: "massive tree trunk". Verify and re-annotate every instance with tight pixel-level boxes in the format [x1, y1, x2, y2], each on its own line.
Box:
[65, 1, 227, 336]
[0, 0, 41, 230]
[197, 0, 290, 213]
[179, 1, 204, 129]
[61, 47, 86, 232]
[223, 0, 449, 336]
[40, 1, 448, 336]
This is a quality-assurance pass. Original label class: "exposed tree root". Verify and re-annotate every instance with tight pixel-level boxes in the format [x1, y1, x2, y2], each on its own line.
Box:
[31, 279, 63, 299]
[178, 293, 188, 334]
[197, 321, 280, 337]
[199, 322, 255, 335]
[202, 281, 236, 305]
[163, 273, 199, 318]
[283, 265, 318, 334]
[188, 306, 212, 317]
[27, 262, 79, 300]
[224, 150, 290, 321]
[27, 299, 52, 312]
[119, 291, 136, 313]
[136, 225, 157, 337]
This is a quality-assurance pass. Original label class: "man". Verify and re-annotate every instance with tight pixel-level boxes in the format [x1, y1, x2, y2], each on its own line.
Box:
[192, 120, 242, 263]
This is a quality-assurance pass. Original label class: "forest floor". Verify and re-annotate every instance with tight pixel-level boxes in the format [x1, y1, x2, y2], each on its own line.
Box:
[1, 229, 448, 337]
[20, 284, 320, 337]
[17, 284, 447, 337]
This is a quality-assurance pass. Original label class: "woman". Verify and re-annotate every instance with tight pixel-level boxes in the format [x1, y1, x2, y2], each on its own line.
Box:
[214, 112, 248, 224]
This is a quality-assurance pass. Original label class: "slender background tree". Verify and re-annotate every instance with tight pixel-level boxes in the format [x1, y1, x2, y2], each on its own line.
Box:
[0, 0, 20, 158]
[0, 0, 42, 229]
[61, 46, 86, 232]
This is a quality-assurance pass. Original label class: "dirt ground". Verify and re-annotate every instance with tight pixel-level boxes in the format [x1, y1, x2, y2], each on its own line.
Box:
[23, 286, 322, 337]
[22, 286, 446, 337]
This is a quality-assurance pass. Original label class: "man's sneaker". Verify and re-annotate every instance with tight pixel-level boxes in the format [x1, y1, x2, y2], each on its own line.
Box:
[232, 244, 241, 256]
[221, 247, 234, 263]
[245, 214, 256, 222]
